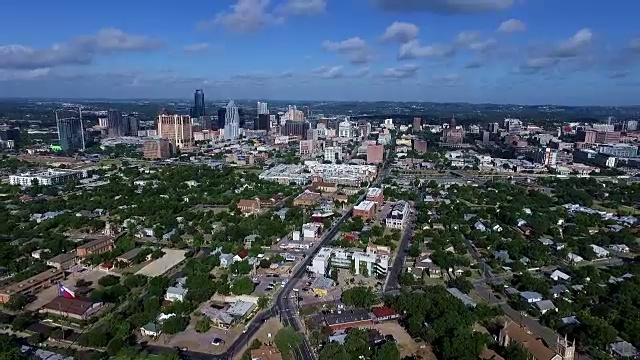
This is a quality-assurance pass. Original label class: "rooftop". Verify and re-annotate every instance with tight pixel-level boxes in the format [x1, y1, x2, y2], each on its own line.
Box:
[47, 253, 76, 264]
[366, 187, 382, 197]
[227, 300, 256, 317]
[76, 237, 114, 250]
[324, 308, 372, 326]
[42, 296, 101, 316]
[354, 200, 376, 212]
[311, 277, 335, 291]
[0, 269, 64, 295]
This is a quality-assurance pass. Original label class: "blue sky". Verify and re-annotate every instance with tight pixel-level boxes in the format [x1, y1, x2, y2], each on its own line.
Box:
[0, 0, 639, 105]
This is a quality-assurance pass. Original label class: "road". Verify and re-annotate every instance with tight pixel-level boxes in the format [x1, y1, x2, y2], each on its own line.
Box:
[383, 211, 415, 292]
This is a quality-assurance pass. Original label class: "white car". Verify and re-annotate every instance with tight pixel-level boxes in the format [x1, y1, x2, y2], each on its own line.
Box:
[211, 338, 225, 346]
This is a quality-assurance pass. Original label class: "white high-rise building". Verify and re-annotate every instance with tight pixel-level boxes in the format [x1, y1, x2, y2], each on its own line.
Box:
[224, 100, 240, 141]
[257, 101, 269, 115]
[338, 120, 352, 138]
[324, 146, 343, 163]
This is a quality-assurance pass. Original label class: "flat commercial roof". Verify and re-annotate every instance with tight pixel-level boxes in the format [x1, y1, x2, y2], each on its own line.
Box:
[324, 308, 372, 326]
[366, 187, 382, 197]
[42, 296, 99, 316]
[135, 249, 187, 277]
[227, 300, 256, 317]
[354, 200, 375, 212]
[0, 269, 64, 296]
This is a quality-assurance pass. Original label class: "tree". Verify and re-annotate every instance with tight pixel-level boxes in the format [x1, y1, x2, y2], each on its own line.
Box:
[231, 276, 255, 295]
[161, 316, 188, 335]
[374, 342, 400, 360]
[195, 317, 211, 333]
[151, 249, 165, 260]
[75, 279, 92, 288]
[258, 296, 269, 309]
[341, 287, 377, 308]
[318, 342, 350, 360]
[275, 326, 302, 360]
[98, 274, 120, 287]
[503, 343, 529, 360]
[408, 242, 421, 258]
[230, 260, 252, 275]
[11, 313, 36, 332]
[5, 294, 31, 311]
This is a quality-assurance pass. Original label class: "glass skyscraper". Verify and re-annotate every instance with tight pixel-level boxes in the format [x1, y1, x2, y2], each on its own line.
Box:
[224, 100, 240, 141]
[191, 89, 205, 118]
[56, 108, 85, 151]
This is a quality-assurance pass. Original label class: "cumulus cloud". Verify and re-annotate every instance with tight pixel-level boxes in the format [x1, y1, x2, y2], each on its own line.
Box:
[0, 68, 52, 81]
[183, 43, 211, 53]
[398, 40, 455, 60]
[516, 29, 594, 74]
[382, 64, 420, 78]
[204, 0, 324, 33]
[434, 73, 461, 85]
[375, 0, 514, 14]
[277, 0, 326, 15]
[322, 37, 373, 64]
[0, 29, 161, 70]
[210, 0, 279, 33]
[381, 22, 420, 43]
[498, 19, 526, 33]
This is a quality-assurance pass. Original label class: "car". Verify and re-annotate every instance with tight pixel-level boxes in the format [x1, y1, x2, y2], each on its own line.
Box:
[211, 338, 225, 346]
[243, 327, 249, 333]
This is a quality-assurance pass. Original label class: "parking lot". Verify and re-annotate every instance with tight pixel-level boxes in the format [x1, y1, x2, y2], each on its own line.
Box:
[252, 276, 286, 296]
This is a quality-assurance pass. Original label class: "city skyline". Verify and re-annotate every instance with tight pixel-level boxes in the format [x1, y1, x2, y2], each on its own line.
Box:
[1, 0, 639, 105]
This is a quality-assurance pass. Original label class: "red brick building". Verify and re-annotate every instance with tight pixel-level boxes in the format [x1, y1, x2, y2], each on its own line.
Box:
[365, 187, 384, 207]
[353, 200, 376, 221]
[367, 144, 384, 164]
[76, 238, 114, 257]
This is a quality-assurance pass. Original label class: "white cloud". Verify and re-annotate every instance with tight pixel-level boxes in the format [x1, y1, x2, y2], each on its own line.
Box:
[183, 43, 211, 53]
[456, 31, 482, 46]
[398, 40, 455, 59]
[277, 0, 326, 15]
[212, 0, 280, 33]
[0, 68, 51, 81]
[0, 29, 161, 70]
[498, 19, 526, 33]
[375, 0, 514, 14]
[381, 22, 419, 43]
[322, 37, 373, 64]
[629, 37, 640, 52]
[382, 64, 420, 78]
[550, 28, 593, 58]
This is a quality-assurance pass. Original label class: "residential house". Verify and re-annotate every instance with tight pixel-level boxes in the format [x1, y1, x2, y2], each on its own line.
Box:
[609, 244, 630, 253]
[608, 341, 638, 358]
[567, 253, 584, 263]
[590, 244, 610, 258]
[550, 285, 569, 298]
[519, 291, 543, 303]
[165, 277, 188, 302]
[550, 270, 571, 282]
[220, 254, 234, 268]
[474, 221, 487, 232]
[372, 307, 400, 322]
[534, 300, 557, 315]
[233, 249, 249, 262]
[140, 322, 161, 337]
[538, 237, 554, 246]
[251, 345, 283, 360]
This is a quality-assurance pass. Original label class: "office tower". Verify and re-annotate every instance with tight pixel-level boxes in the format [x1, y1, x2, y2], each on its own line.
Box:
[56, 108, 85, 151]
[256, 114, 270, 131]
[127, 116, 139, 136]
[107, 109, 126, 137]
[257, 101, 269, 115]
[338, 120, 352, 138]
[626, 120, 638, 132]
[282, 105, 305, 122]
[324, 146, 343, 163]
[299, 140, 315, 156]
[595, 131, 621, 144]
[306, 128, 319, 141]
[0, 126, 20, 141]
[191, 89, 205, 118]
[482, 130, 490, 144]
[488, 122, 500, 133]
[157, 114, 193, 148]
[224, 100, 240, 141]
[217, 108, 226, 129]
[504, 118, 522, 135]
[413, 117, 422, 132]
[536, 148, 558, 166]
[143, 138, 173, 159]
[576, 130, 597, 144]
[98, 117, 108, 128]
[283, 121, 310, 138]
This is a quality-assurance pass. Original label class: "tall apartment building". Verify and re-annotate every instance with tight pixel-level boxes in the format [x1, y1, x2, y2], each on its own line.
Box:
[324, 146, 342, 163]
[157, 114, 193, 148]
[367, 144, 384, 164]
[576, 130, 597, 144]
[595, 131, 620, 144]
[413, 139, 428, 153]
[143, 138, 173, 159]
[299, 140, 315, 156]
[257, 101, 269, 115]
[224, 100, 241, 141]
[338, 120, 352, 138]
[56, 108, 85, 151]
[504, 118, 523, 134]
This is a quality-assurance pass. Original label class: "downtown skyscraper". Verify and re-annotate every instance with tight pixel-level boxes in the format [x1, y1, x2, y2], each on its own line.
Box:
[56, 107, 85, 151]
[224, 100, 240, 141]
[257, 101, 268, 115]
[191, 89, 206, 118]
[107, 109, 127, 137]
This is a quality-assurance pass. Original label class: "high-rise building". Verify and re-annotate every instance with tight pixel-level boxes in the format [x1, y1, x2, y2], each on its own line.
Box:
[488, 122, 500, 133]
[190, 89, 205, 118]
[413, 117, 422, 132]
[157, 114, 193, 148]
[282, 105, 305, 122]
[56, 108, 85, 151]
[217, 108, 226, 129]
[127, 116, 139, 136]
[576, 130, 597, 144]
[482, 130, 490, 144]
[299, 140, 315, 156]
[107, 109, 126, 137]
[257, 101, 269, 115]
[338, 120, 352, 138]
[256, 114, 270, 131]
[367, 144, 384, 164]
[504, 118, 523, 135]
[595, 131, 620, 144]
[283, 121, 310, 138]
[324, 146, 342, 163]
[224, 100, 240, 141]
[143, 138, 173, 159]
[626, 120, 638, 132]
[536, 148, 558, 166]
